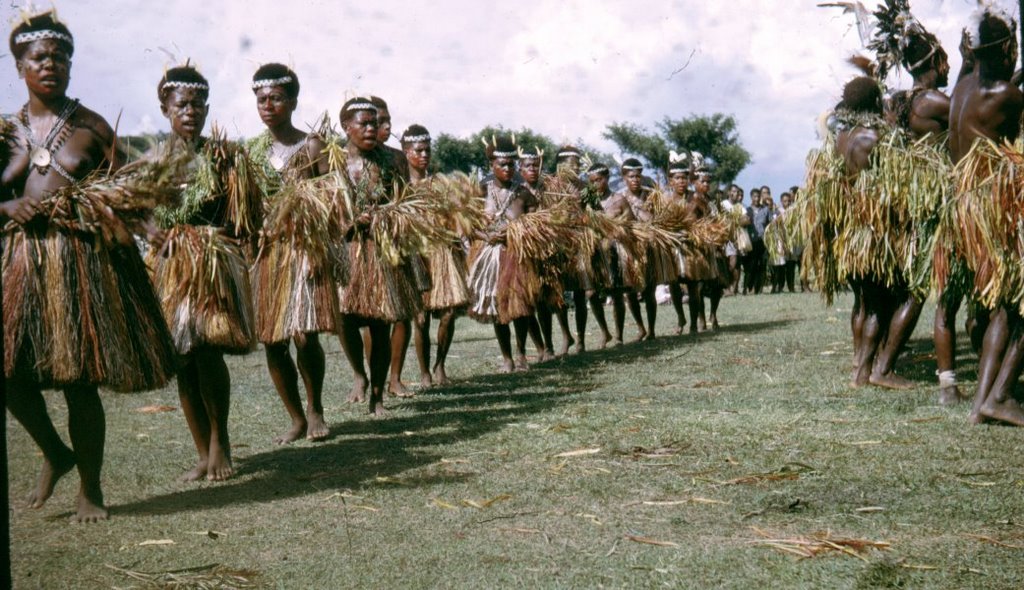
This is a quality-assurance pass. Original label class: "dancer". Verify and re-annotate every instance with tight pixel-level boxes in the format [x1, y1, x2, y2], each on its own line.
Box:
[248, 63, 337, 443]
[3, 11, 176, 521]
[598, 159, 648, 343]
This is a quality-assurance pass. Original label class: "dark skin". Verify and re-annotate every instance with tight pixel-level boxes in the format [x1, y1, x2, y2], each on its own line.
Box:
[725, 184, 748, 295]
[600, 176, 647, 344]
[404, 140, 458, 386]
[253, 84, 330, 443]
[575, 172, 614, 351]
[949, 38, 1024, 425]
[694, 175, 724, 330]
[622, 168, 659, 340]
[2, 38, 122, 523]
[522, 158, 573, 358]
[152, 86, 238, 482]
[741, 188, 762, 295]
[665, 171, 691, 334]
[338, 108, 406, 416]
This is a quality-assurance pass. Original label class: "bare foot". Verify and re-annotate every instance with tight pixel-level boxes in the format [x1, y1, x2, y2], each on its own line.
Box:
[180, 461, 207, 483]
[27, 450, 75, 509]
[711, 318, 720, 331]
[206, 450, 234, 482]
[347, 375, 368, 403]
[612, 338, 624, 347]
[697, 318, 707, 332]
[938, 385, 967, 406]
[673, 326, 683, 336]
[499, 359, 515, 374]
[273, 420, 307, 445]
[558, 336, 574, 357]
[869, 372, 915, 390]
[306, 411, 329, 441]
[515, 355, 530, 371]
[631, 329, 647, 343]
[432, 366, 450, 385]
[389, 380, 415, 398]
[419, 372, 433, 389]
[597, 332, 611, 349]
[574, 341, 585, 354]
[980, 397, 1024, 427]
[539, 350, 556, 362]
[369, 390, 389, 418]
[72, 489, 108, 523]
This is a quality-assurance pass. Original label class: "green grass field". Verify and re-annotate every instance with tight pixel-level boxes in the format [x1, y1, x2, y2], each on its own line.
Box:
[8, 292, 1024, 589]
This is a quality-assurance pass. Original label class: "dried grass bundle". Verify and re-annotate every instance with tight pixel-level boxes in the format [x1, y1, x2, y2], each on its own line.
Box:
[3, 227, 176, 391]
[750, 527, 891, 560]
[938, 138, 1024, 311]
[149, 226, 256, 355]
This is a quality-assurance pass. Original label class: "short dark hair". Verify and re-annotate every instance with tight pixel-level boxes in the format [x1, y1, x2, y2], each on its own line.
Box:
[369, 95, 389, 111]
[339, 96, 378, 124]
[158, 65, 209, 104]
[252, 63, 299, 99]
[10, 11, 73, 60]
[400, 124, 431, 146]
[841, 76, 883, 114]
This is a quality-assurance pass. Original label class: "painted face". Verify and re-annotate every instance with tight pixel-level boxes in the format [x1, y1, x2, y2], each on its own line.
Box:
[695, 175, 710, 195]
[558, 156, 580, 175]
[491, 156, 516, 184]
[623, 169, 643, 193]
[255, 85, 295, 129]
[404, 140, 431, 173]
[520, 158, 541, 185]
[18, 39, 71, 99]
[376, 107, 392, 143]
[161, 86, 209, 142]
[588, 173, 609, 195]
[669, 171, 689, 196]
[344, 110, 379, 151]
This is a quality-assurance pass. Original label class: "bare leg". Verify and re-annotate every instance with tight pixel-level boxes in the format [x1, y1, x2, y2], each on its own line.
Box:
[176, 356, 210, 482]
[850, 281, 866, 375]
[669, 282, 686, 335]
[706, 284, 722, 330]
[728, 255, 739, 294]
[367, 320, 391, 416]
[626, 291, 646, 342]
[589, 291, 612, 348]
[978, 311, 1024, 425]
[536, 305, 556, 359]
[970, 307, 1009, 423]
[695, 282, 707, 332]
[5, 375, 76, 508]
[513, 317, 531, 370]
[432, 310, 456, 384]
[63, 385, 108, 522]
[294, 333, 327, 441]
[339, 315, 368, 403]
[933, 293, 966, 405]
[264, 341, 307, 444]
[388, 320, 414, 397]
[555, 304, 574, 355]
[527, 314, 547, 360]
[573, 290, 589, 352]
[494, 322, 515, 373]
[853, 282, 885, 387]
[869, 292, 923, 389]
[414, 311, 433, 388]
[641, 286, 657, 340]
[684, 280, 701, 335]
[195, 349, 233, 481]
[610, 292, 626, 345]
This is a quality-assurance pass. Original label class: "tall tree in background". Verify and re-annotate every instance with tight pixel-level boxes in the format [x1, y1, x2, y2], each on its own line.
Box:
[604, 114, 750, 185]
[431, 126, 613, 175]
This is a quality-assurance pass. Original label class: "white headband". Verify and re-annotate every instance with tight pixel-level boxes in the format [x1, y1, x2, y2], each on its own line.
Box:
[557, 150, 580, 158]
[344, 102, 377, 112]
[161, 80, 209, 91]
[402, 133, 431, 143]
[252, 75, 294, 89]
[490, 150, 517, 158]
[621, 164, 643, 171]
[588, 166, 609, 175]
[14, 29, 73, 48]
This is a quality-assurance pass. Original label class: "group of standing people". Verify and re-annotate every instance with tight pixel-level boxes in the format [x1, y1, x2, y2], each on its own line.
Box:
[1, 10, 740, 523]
[799, 0, 1024, 425]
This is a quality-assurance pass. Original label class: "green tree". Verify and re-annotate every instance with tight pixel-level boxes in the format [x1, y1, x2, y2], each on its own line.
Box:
[604, 114, 750, 185]
[431, 133, 481, 174]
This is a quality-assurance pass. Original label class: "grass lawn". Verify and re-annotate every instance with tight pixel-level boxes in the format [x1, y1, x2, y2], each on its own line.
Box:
[7, 291, 1024, 589]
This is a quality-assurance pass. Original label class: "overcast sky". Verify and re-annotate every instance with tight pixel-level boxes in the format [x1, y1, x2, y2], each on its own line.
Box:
[2, 1, 1013, 199]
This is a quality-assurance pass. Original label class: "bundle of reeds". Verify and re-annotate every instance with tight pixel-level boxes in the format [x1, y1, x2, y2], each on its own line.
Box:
[3, 227, 176, 392]
[149, 225, 256, 355]
[791, 143, 844, 302]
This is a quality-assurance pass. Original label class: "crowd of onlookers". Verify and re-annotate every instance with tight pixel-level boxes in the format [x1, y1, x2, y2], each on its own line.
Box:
[718, 183, 808, 297]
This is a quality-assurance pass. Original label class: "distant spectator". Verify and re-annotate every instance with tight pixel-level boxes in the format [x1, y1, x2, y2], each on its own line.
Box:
[745, 186, 772, 294]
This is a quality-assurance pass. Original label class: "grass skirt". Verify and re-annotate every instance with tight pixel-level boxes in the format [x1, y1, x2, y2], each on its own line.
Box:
[467, 241, 542, 323]
[3, 227, 176, 391]
[646, 244, 679, 286]
[424, 244, 470, 311]
[596, 240, 645, 290]
[339, 239, 421, 322]
[149, 225, 256, 355]
[933, 138, 1024, 311]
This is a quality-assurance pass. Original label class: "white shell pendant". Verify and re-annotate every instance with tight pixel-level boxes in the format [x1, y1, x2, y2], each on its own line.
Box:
[30, 146, 51, 168]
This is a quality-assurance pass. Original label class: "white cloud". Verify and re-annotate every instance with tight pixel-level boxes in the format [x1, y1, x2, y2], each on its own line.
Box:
[2, 0, 1015, 195]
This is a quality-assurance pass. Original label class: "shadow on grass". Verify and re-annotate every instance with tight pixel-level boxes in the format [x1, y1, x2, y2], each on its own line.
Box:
[897, 336, 980, 385]
[113, 317, 790, 517]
